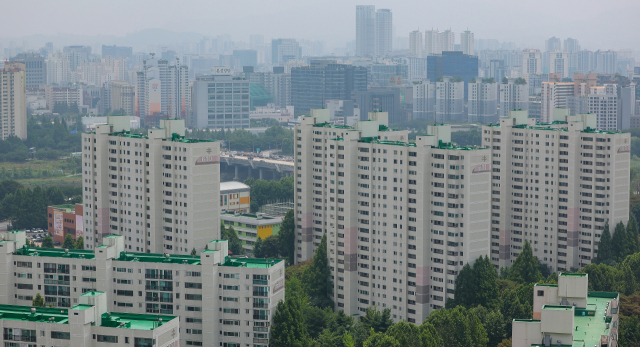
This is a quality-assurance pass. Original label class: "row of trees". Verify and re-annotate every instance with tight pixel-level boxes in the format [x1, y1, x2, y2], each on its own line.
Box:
[187, 125, 294, 155]
[244, 176, 294, 212]
[34, 234, 83, 250]
[0, 116, 82, 162]
[594, 218, 640, 265]
[0, 180, 81, 230]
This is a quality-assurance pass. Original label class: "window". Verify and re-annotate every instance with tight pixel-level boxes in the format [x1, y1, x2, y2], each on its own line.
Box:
[51, 331, 71, 339]
[537, 290, 544, 297]
[97, 335, 118, 343]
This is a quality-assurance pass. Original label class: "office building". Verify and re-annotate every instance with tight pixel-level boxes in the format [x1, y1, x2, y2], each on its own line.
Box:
[190, 73, 250, 129]
[439, 30, 455, 52]
[135, 55, 189, 125]
[412, 80, 436, 120]
[367, 63, 408, 87]
[221, 212, 283, 252]
[352, 87, 404, 123]
[0, 62, 27, 140]
[110, 81, 135, 116]
[468, 78, 498, 123]
[409, 30, 423, 58]
[43, 85, 83, 111]
[513, 273, 618, 347]
[0, 290, 180, 347]
[435, 76, 464, 122]
[356, 5, 376, 57]
[549, 51, 570, 78]
[291, 62, 367, 115]
[9, 52, 46, 88]
[295, 109, 491, 322]
[220, 181, 251, 213]
[482, 110, 630, 271]
[102, 45, 133, 60]
[460, 30, 474, 56]
[498, 78, 529, 119]
[0, 231, 284, 347]
[424, 30, 440, 55]
[544, 37, 561, 52]
[375, 9, 393, 56]
[81, 116, 220, 253]
[521, 49, 542, 80]
[233, 49, 258, 68]
[271, 39, 301, 65]
[48, 204, 83, 245]
[427, 51, 478, 98]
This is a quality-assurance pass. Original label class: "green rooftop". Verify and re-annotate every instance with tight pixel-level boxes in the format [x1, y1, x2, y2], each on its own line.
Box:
[15, 244, 96, 259]
[0, 305, 69, 324]
[70, 304, 92, 311]
[100, 312, 177, 330]
[222, 256, 283, 268]
[81, 291, 105, 297]
[541, 305, 574, 311]
[51, 204, 76, 213]
[116, 251, 202, 265]
[107, 130, 216, 143]
[560, 273, 587, 277]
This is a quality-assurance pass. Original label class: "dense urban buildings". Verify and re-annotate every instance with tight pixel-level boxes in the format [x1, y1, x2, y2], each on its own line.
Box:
[513, 273, 618, 347]
[0, 62, 27, 140]
[498, 78, 529, 119]
[0, 231, 284, 347]
[9, 52, 46, 88]
[435, 76, 465, 122]
[110, 80, 135, 116]
[295, 109, 491, 322]
[47, 204, 83, 245]
[81, 116, 219, 253]
[427, 51, 479, 97]
[482, 110, 630, 271]
[412, 80, 436, 120]
[467, 78, 498, 123]
[102, 45, 133, 60]
[409, 30, 423, 58]
[355, 6, 392, 57]
[271, 38, 301, 65]
[375, 9, 393, 56]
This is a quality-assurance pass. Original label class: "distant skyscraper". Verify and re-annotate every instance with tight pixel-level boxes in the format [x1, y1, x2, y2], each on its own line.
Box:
[427, 51, 478, 98]
[549, 51, 570, 78]
[271, 39, 301, 65]
[413, 80, 436, 119]
[424, 29, 441, 55]
[563, 38, 580, 53]
[489, 60, 506, 81]
[233, 49, 258, 67]
[545, 37, 561, 52]
[436, 76, 465, 122]
[375, 9, 393, 56]
[356, 5, 376, 57]
[498, 78, 529, 118]
[521, 49, 542, 79]
[9, 52, 46, 89]
[409, 30, 423, 57]
[0, 62, 27, 140]
[468, 78, 498, 123]
[439, 29, 455, 52]
[249, 34, 264, 50]
[101, 45, 133, 60]
[460, 30, 474, 55]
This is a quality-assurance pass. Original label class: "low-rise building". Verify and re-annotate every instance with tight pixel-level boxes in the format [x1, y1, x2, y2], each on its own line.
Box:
[47, 204, 83, 244]
[0, 231, 285, 347]
[0, 291, 180, 347]
[221, 212, 283, 252]
[512, 273, 618, 347]
[220, 181, 251, 213]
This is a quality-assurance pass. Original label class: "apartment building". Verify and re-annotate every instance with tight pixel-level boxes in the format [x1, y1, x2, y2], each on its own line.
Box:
[435, 76, 465, 122]
[541, 81, 574, 122]
[295, 109, 491, 323]
[0, 62, 27, 140]
[468, 79, 498, 124]
[81, 116, 219, 253]
[499, 79, 529, 119]
[221, 212, 283, 252]
[0, 290, 180, 347]
[0, 231, 285, 347]
[481, 109, 630, 272]
[412, 80, 436, 120]
[589, 85, 619, 131]
[513, 273, 618, 347]
[110, 80, 135, 116]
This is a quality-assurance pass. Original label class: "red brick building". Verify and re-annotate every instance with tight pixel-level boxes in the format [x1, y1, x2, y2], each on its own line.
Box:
[47, 204, 83, 244]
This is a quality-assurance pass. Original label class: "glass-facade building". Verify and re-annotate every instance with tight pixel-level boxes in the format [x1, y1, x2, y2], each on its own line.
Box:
[291, 63, 367, 115]
[427, 51, 479, 97]
[190, 74, 250, 129]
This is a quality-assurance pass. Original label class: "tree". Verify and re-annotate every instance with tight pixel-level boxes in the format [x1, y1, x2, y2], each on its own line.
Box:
[74, 236, 84, 250]
[618, 263, 637, 296]
[595, 222, 612, 263]
[63, 234, 75, 249]
[222, 226, 244, 255]
[508, 241, 542, 284]
[41, 235, 54, 248]
[279, 209, 296, 265]
[627, 215, 640, 255]
[426, 306, 487, 347]
[270, 278, 311, 347]
[472, 256, 500, 309]
[191, 248, 197, 256]
[500, 288, 529, 337]
[301, 234, 333, 308]
[359, 306, 394, 334]
[619, 315, 640, 347]
[496, 338, 512, 347]
[471, 306, 505, 347]
[418, 321, 443, 347]
[385, 321, 422, 347]
[453, 263, 475, 308]
[363, 331, 400, 347]
[253, 236, 264, 258]
[261, 235, 280, 258]
[32, 293, 45, 307]
[611, 221, 626, 261]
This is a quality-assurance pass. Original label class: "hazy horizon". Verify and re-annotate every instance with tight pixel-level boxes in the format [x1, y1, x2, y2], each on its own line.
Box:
[2, 0, 639, 53]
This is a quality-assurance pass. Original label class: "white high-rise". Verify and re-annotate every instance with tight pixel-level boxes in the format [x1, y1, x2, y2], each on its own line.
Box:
[460, 30, 474, 56]
[468, 79, 498, 123]
[436, 77, 465, 122]
[135, 55, 189, 124]
[439, 30, 455, 52]
[413, 80, 436, 120]
[424, 30, 441, 55]
[409, 30, 423, 58]
[295, 109, 491, 322]
[499, 78, 529, 119]
[589, 84, 619, 131]
[549, 51, 570, 78]
[375, 9, 393, 56]
[482, 110, 629, 271]
[82, 116, 219, 254]
[356, 5, 376, 57]
[0, 62, 27, 140]
[521, 49, 542, 80]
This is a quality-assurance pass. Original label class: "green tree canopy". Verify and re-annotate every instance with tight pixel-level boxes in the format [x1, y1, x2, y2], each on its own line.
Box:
[74, 236, 84, 250]
[32, 293, 45, 307]
[41, 235, 54, 248]
[62, 234, 75, 249]
[301, 234, 333, 308]
[279, 209, 296, 265]
[508, 241, 542, 284]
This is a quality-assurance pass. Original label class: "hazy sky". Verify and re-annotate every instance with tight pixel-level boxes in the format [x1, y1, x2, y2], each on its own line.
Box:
[2, 0, 639, 51]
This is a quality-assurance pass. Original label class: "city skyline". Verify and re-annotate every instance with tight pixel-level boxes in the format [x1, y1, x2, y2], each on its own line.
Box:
[1, 0, 639, 53]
